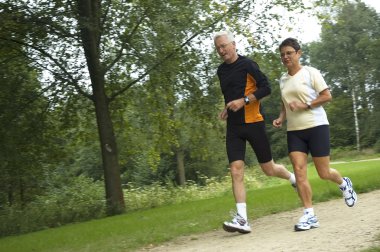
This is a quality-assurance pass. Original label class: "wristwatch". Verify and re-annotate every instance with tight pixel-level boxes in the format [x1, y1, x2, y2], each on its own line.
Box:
[244, 96, 250, 105]
[306, 101, 312, 109]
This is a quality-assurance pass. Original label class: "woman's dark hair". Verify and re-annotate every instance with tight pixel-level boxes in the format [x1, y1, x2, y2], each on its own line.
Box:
[279, 38, 301, 51]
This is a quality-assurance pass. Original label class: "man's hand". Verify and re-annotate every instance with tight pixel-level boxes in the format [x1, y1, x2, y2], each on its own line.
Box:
[219, 108, 228, 120]
[226, 98, 245, 112]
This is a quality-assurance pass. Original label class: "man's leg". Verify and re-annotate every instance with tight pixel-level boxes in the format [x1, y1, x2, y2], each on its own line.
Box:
[247, 121, 295, 185]
[223, 160, 251, 233]
[230, 160, 246, 203]
[259, 159, 294, 181]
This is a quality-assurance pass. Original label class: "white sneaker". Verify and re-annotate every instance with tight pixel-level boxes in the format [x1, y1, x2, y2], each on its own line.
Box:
[223, 211, 251, 234]
[291, 182, 297, 192]
[290, 173, 297, 192]
[294, 214, 320, 231]
[341, 177, 357, 207]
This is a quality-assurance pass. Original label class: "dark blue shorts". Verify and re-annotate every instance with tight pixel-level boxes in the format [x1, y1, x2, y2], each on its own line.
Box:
[287, 125, 330, 157]
[226, 121, 272, 164]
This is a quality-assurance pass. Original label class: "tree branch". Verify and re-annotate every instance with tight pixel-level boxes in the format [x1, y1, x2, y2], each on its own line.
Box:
[103, 6, 150, 75]
[0, 37, 94, 101]
[109, 1, 246, 101]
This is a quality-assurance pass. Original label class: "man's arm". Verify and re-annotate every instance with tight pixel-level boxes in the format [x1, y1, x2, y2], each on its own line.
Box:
[247, 61, 271, 101]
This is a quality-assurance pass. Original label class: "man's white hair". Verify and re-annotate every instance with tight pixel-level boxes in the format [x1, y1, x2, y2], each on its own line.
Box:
[213, 30, 235, 43]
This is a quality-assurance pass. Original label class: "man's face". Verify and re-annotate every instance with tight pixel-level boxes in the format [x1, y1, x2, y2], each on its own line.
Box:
[214, 35, 237, 64]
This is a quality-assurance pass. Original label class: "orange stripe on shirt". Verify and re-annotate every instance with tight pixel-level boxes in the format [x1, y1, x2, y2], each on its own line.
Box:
[245, 73, 264, 123]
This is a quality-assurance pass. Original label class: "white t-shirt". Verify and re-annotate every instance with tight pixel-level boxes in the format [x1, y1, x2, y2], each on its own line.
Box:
[279, 66, 329, 131]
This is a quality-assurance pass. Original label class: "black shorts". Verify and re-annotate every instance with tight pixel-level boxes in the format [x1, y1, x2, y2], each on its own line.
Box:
[287, 125, 330, 157]
[226, 121, 272, 164]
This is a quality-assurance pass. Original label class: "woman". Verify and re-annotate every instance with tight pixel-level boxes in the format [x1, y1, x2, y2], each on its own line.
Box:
[273, 38, 357, 231]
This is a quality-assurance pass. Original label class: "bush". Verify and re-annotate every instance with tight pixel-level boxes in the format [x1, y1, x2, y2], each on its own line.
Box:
[123, 177, 232, 211]
[0, 164, 293, 237]
[0, 175, 105, 237]
[330, 146, 378, 161]
[374, 139, 380, 153]
[122, 166, 280, 211]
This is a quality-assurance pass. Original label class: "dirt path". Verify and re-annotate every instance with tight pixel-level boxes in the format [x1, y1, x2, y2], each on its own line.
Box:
[139, 190, 380, 252]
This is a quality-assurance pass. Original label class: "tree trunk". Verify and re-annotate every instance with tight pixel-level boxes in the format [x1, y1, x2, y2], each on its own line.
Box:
[19, 178, 25, 207]
[351, 87, 361, 151]
[7, 184, 13, 206]
[77, 0, 125, 214]
[92, 88, 125, 214]
[176, 149, 186, 186]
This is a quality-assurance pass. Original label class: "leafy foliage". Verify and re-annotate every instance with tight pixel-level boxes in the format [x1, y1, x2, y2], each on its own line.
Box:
[0, 23, 56, 207]
[0, 175, 105, 236]
[0, 159, 379, 251]
[308, 2, 380, 149]
[0, 0, 379, 235]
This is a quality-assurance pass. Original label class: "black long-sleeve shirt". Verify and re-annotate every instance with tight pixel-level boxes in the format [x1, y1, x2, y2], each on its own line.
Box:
[217, 55, 271, 125]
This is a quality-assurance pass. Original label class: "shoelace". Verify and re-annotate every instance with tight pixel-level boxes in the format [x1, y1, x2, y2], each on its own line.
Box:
[342, 187, 353, 198]
[228, 210, 246, 225]
[229, 209, 238, 217]
[299, 214, 314, 223]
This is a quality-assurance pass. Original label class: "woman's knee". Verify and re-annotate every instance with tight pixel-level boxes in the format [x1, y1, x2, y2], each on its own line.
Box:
[293, 164, 308, 181]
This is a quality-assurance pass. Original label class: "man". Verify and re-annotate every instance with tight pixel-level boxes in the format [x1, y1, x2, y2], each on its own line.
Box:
[214, 30, 296, 234]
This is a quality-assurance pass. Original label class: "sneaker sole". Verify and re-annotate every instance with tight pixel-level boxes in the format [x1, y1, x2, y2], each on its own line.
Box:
[223, 223, 251, 234]
[294, 223, 320, 232]
[346, 191, 358, 207]
[343, 177, 358, 207]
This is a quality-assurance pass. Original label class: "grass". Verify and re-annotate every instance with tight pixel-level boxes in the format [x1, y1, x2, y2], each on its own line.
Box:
[362, 233, 380, 252]
[0, 159, 379, 252]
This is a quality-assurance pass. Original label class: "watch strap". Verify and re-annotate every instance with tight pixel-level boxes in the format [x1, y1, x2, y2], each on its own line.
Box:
[244, 96, 250, 105]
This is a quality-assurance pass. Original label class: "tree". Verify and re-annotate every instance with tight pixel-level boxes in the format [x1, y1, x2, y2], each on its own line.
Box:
[308, 1, 380, 150]
[1, 0, 257, 214]
[0, 35, 53, 207]
[0, 0, 317, 214]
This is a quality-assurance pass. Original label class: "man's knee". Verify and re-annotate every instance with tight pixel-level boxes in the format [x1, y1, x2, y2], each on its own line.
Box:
[230, 160, 244, 177]
[259, 160, 275, 176]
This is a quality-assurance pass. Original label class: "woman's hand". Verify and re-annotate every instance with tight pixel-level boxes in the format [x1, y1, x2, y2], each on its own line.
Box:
[288, 101, 307, 111]
[273, 118, 283, 128]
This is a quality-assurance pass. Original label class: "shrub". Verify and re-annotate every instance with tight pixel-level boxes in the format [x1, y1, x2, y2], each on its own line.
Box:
[0, 175, 105, 237]
[122, 166, 278, 211]
[0, 165, 287, 237]
[374, 139, 380, 153]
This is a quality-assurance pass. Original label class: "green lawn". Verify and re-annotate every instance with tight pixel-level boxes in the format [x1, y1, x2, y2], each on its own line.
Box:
[0, 159, 379, 252]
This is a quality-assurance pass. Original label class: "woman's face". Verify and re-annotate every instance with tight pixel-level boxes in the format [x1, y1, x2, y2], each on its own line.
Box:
[280, 45, 301, 68]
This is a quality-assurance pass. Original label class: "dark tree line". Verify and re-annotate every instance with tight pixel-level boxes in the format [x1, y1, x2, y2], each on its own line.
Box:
[0, 0, 378, 218]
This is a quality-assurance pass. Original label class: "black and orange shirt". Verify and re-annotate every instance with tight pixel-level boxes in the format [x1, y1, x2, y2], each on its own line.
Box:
[217, 55, 271, 125]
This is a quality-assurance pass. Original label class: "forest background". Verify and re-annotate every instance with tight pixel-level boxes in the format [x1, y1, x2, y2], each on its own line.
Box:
[0, 0, 379, 237]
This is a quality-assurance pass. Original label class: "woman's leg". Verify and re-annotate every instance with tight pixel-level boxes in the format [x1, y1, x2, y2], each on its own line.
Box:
[289, 151, 312, 208]
[313, 156, 343, 184]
